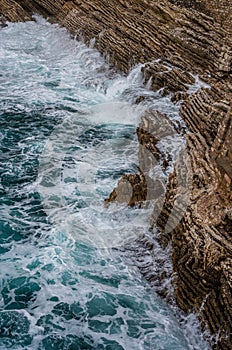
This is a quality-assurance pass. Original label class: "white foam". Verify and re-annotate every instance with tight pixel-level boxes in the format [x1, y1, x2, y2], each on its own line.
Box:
[0, 18, 210, 350]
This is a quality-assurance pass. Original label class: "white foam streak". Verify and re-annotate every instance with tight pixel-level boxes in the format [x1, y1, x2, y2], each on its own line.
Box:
[0, 18, 210, 350]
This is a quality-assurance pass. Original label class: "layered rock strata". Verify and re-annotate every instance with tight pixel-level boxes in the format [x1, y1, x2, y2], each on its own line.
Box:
[0, 0, 231, 78]
[156, 86, 232, 349]
[0, 0, 231, 348]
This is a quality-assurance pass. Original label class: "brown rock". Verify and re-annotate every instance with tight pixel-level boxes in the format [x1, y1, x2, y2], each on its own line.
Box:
[156, 88, 232, 349]
[106, 110, 176, 207]
[105, 172, 147, 207]
[142, 61, 195, 96]
[0, 0, 32, 22]
[1, 1, 231, 348]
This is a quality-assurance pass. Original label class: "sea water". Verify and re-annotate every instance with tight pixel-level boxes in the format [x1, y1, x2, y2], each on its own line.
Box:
[0, 17, 209, 349]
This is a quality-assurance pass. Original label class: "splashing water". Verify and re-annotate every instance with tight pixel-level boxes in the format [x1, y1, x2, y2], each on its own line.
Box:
[0, 17, 210, 349]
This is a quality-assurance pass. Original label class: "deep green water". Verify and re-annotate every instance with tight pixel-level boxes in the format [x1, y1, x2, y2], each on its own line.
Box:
[0, 17, 209, 350]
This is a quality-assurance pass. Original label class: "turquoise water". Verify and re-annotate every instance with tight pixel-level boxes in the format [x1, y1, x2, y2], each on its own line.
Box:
[0, 17, 209, 349]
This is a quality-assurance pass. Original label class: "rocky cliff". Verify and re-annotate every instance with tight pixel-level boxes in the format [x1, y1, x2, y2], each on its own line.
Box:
[0, 1, 231, 348]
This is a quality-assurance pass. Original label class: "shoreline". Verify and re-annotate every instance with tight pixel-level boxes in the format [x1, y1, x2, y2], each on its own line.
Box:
[1, 1, 231, 348]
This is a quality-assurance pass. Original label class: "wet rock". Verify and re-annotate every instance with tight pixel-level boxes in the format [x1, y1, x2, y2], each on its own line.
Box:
[105, 172, 147, 208]
[171, 91, 189, 103]
[142, 61, 195, 96]
[1, 0, 231, 79]
[156, 86, 232, 349]
[137, 110, 177, 171]
[105, 110, 176, 207]
[1, 0, 231, 348]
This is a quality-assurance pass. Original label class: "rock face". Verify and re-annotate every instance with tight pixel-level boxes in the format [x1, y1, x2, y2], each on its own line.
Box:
[1, 0, 231, 77]
[105, 110, 175, 207]
[170, 0, 232, 35]
[1, 0, 231, 348]
[156, 86, 232, 349]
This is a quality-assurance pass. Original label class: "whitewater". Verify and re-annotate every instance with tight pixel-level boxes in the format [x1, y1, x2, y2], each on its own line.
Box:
[0, 17, 209, 350]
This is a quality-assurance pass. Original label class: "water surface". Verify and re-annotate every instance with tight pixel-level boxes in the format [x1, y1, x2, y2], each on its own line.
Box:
[0, 17, 209, 350]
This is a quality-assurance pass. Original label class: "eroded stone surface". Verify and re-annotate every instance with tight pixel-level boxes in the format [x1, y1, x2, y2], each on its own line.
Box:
[1, 0, 231, 79]
[105, 172, 147, 207]
[0, 1, 231, 348]
[142, 61, 195, 96]
[156, 87, 232, 349]
[105, 110, 176, 207]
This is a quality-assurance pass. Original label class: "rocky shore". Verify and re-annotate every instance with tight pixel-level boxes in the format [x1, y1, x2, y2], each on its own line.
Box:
[1, 1, 231, 348]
